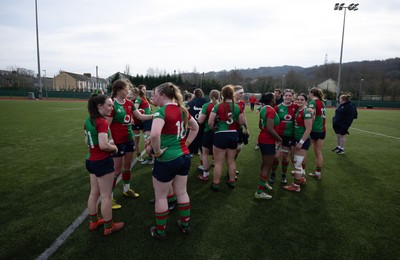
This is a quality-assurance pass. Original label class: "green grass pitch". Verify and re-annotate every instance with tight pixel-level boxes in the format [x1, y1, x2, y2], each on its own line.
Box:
[0, 99, 399, 259]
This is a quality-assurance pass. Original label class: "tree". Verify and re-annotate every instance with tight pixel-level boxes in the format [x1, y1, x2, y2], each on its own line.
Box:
[124, 64, 131, 76]
[6, 66, 36, 89]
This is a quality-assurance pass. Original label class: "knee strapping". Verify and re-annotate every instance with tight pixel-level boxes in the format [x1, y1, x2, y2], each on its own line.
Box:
[293, 155, 304, 170]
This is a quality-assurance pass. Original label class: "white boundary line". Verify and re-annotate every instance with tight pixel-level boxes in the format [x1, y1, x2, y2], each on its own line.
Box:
[36, 149, 148, 260]
[350, 127, 400, 140]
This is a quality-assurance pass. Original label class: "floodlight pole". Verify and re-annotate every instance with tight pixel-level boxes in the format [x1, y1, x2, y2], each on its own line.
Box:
[334, 3, 359, 106]
[35, 0, 42, 99]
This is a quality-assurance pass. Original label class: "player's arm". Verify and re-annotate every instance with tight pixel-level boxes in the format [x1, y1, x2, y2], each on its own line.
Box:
[150, 118, 165, 157]
[105, 116, 114, 141]
[98, 132, 117, 153]
[133, 109, 153, 121]
[186, 117, 199, 147]
[267, 118, 282, 143]
[208, 111, 217, 130]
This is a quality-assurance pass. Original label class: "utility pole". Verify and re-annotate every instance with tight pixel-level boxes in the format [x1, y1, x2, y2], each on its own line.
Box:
[35, 0, 42, 98]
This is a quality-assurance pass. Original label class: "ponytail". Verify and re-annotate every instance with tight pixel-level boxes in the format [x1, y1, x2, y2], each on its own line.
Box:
[155, 82, 189, 130]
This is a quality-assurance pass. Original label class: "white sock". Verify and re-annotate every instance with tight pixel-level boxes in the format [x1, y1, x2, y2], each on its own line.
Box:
[123, 183, 130, 192]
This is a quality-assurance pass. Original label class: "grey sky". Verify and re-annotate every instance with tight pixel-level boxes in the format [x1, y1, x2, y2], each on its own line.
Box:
[0, 0, 399, 78]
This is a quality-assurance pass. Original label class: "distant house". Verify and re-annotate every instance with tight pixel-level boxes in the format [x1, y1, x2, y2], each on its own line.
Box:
[107, 72, 131, 85]
[53, 71, 107, 92]
[318, 78, 337, 93]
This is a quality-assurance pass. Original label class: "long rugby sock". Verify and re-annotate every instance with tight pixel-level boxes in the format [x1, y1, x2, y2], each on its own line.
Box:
[227, 180, 236, 188]
[271, 159, 279, 175]
[104, 219, 113, 230]
[122, 170, 131, 192]
[282, 160, 289, 174]
[89, 213, 99, 223]
[155, 210, 169, 235]
[167, 193, 177, 204]
[211, 182, 220, 191]
[294, 178, 303, 186]
[257, 175, 268, 193]
[178, 203, 191, 227]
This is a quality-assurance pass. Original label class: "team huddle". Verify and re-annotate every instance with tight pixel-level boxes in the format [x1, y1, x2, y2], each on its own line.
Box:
[83, 80, 328, 239]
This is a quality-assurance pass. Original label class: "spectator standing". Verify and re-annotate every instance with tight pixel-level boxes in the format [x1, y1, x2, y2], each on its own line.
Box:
[332, 94, 356, 155]
[274, 89, 283, 105]
[249, 95, 257, 111]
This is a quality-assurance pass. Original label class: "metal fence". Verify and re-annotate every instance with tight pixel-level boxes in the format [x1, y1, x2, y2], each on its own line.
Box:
[0, 89, 93, 100]
[1, 89, 400, 108]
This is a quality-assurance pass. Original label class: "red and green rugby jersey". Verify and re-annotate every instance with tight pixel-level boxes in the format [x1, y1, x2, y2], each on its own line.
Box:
[109, 99, 135, 144]
[237, 100, 245, 130]
[258, 105, 280, 144]
[200, 102, 215, 132]
[308, 99, 326, 133]
[274, 103, 298, 137]
[294, 108, 312, 140]
[84, 117, 111, 161]
[135, 96, 151, 114]
[153, 103, 191, 162]
[211, 101, 242, 132]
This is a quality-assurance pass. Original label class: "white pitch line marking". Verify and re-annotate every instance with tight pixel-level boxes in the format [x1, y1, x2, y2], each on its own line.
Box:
[351, 127, 400, 140]
[36, 149, 148, 260]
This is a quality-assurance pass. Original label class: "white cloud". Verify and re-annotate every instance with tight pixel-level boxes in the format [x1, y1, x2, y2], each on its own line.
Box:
[0, 0, 399, 78]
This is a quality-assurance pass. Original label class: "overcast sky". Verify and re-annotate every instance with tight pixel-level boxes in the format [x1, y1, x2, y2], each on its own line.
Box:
[0, 0, 399, 78]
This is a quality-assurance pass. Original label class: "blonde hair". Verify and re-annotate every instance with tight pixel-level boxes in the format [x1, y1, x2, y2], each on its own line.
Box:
[340, 94, 351, 102]
[155, 82, 188, 129]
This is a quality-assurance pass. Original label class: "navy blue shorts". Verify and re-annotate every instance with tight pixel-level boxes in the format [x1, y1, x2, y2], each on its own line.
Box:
[310, 131, 326, 140]
[86, 157, 114, 177]
[143, 119, 153, 132]
[333, 126, 349, 135]
[281, 135, 294, 147]
[113, 140, 135, 157]
[213, 131, 238, 150]
[152, 154, 191, 182]
[295, 138, 311, 150]
[132, 122, 143, 131]
[202, 130, 214, 150]
[259, 143, 276, 155]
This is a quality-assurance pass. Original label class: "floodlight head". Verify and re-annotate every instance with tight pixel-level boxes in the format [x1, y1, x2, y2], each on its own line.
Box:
[348, 3, 359, 11]
[334, 3, 346, 10]
[334, 3, 339, 10]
